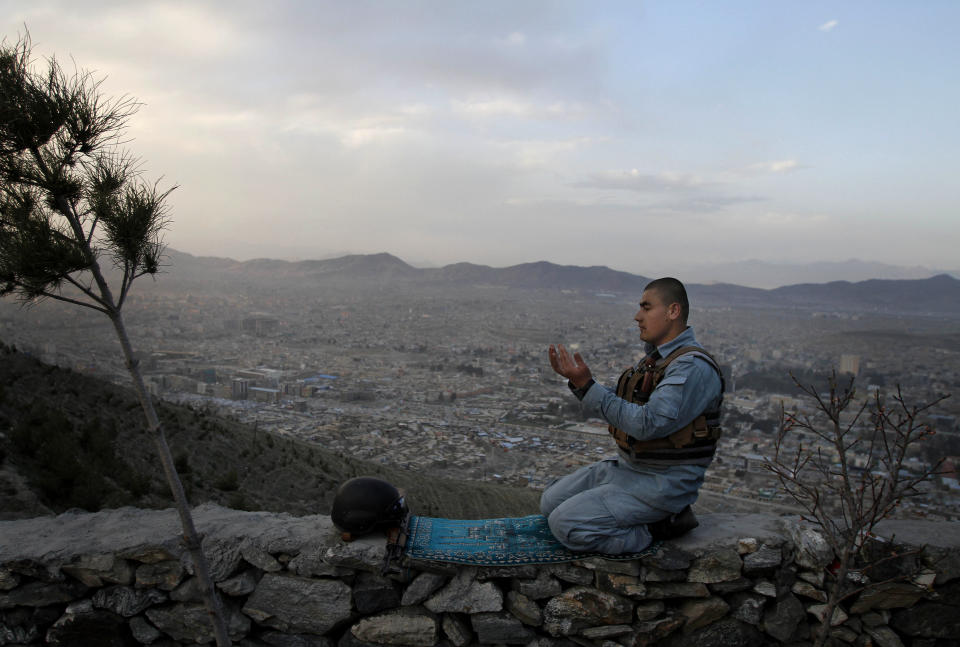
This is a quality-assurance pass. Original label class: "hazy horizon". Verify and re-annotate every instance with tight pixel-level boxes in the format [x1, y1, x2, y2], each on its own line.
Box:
[3, 1, 958, 275]
[163, 246, 958, 290]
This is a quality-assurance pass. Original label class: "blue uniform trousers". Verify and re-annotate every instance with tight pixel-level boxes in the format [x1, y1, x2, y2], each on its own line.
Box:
[540, 457, 705, 554]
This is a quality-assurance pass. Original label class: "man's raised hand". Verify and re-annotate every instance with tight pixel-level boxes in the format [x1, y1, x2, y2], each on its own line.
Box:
[548, 344, 593, 389]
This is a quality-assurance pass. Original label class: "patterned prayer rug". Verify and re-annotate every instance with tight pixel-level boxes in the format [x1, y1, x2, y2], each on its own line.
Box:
[402, 514, 661, 566]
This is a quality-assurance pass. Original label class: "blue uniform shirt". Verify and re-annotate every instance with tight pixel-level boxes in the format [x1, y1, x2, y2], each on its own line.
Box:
[579, 326, 722, 444]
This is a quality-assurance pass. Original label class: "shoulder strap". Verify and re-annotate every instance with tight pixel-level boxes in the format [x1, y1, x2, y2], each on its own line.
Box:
[657, 345, 720, 374]
[654, 346, 725, 395]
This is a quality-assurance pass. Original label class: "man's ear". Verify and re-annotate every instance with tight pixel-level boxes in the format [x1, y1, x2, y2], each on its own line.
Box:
[667, 302, 681, 320]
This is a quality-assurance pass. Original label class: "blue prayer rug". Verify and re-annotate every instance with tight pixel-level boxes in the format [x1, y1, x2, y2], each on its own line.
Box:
[402, 514, 661, 566]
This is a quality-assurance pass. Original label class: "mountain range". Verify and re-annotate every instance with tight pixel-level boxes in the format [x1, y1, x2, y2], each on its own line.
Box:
[161, 250, 960, 317]
[677, 259, 957, 290]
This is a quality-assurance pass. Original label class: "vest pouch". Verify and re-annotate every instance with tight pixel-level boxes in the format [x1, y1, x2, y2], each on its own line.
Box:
[692, 415, 709, 439]
[667, 420, 695, 448]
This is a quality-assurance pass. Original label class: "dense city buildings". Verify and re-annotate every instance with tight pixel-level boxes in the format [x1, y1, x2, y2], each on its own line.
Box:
[2, 275, 958, 519]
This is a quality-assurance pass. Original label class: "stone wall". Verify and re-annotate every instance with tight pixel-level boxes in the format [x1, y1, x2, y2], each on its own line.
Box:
[1, 504, 959, 646]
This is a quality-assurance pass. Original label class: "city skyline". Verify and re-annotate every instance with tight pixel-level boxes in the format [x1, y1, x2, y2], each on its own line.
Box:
[3, 1, 958, 275]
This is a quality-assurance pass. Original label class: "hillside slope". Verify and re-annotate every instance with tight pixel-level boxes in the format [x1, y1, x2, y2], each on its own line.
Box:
[0, 342, 539, 521]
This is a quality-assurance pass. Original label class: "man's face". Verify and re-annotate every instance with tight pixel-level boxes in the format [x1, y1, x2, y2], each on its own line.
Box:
[634, 288, 678, 347]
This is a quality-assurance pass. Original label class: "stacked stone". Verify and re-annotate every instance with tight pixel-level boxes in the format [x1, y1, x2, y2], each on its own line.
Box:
[1, 505, 958, 646]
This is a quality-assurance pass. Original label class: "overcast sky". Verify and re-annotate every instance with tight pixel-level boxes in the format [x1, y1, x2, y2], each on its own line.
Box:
[4, 1, 958, 276]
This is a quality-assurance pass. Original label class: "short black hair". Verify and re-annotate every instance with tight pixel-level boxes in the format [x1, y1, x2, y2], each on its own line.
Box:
[644, 277, 689, 324]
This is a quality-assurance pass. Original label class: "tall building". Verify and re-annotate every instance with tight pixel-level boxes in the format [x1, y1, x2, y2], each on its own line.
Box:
[840, 354, 860, 375]
[232, 378, 249, 400]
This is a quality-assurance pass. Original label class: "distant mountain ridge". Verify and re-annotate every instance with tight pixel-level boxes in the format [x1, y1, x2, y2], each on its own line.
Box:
[679, 259, 956, 289]
[163, 250, 960, 316]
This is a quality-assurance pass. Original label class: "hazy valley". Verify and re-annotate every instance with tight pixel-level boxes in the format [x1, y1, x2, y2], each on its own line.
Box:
[2, 252, 959, 522]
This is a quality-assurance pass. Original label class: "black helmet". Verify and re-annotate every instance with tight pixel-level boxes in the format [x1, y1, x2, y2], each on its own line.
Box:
[331, 477, 408, 536]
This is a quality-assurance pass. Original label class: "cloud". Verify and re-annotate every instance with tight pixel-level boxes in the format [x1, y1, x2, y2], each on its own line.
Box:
[762, 160, 800, 173]
[451, 97, 536, 118]
[506, 31, 526, 46]
[569, 167, 769, 215]
[574, 169, 710, 192]
[649, 194, 765, 214]
[741, 160, 804, 175]
[495, 137, 597, 168]
[818, 20, 839, 32]
[278, 94, 431, 148]
[450, 96, 589, 121]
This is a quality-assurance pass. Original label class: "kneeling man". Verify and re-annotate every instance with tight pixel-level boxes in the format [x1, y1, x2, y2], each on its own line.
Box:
[542, 277, 724, 553]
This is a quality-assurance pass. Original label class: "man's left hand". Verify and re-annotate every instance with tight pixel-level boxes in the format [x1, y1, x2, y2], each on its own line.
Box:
[548, 344, 593, 389]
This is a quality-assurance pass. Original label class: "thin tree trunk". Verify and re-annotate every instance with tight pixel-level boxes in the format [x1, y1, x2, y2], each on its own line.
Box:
[108, 311, 233, 647]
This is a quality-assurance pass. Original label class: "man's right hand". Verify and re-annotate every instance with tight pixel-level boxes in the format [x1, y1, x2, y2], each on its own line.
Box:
[548, 344, 593, 389]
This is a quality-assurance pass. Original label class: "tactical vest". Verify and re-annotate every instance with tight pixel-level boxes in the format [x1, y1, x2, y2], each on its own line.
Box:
[609, 345, 724, 466]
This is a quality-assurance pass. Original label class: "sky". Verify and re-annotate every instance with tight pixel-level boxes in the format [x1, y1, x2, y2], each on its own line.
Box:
[3, 1, 959, 277]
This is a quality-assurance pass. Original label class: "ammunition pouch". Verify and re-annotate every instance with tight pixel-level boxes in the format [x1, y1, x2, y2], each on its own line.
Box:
[610, 415, 722, 460]
[608, 345, 724, 464]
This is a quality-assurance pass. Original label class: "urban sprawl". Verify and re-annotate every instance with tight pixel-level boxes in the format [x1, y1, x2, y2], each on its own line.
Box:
[3, 281, 958, 520]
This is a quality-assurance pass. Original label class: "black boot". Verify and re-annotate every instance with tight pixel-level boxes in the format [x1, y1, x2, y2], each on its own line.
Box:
[648, 505, 698, 540]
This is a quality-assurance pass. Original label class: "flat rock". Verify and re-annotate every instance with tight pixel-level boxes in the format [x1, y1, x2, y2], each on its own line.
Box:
[218, 569, 259, 597]
[634, 600, 665, 622]
[512, 570, 561, 599]
[728, 592, 766, 626]
[471, 611, 535, 644]
[241, 538, 283, 573]
[762, 593, 804, 641]
[850, 582, 926, 614]
[45, 606, 130, 647]
[441, 613, 473, 647]
[625, 616, 684, 647]
[665, 618, 765, 647]
[687, 548, 742, 583]
[679, 596, 730, 632]
[596, 572, 645, 598]
[640, 544, 691, 571]
[243, 573, 352, 634]
[0, 504, 335, 571]
[580, 623, 633, 639]
[145, 601, 250, 643]
[424, 569, 503, 614]
[400, 572, 447, 606]
[575, 557, 640, 576]
[742, 545, 781, 573]
[807, 603, 848, 627]
[351, 607, 438, 647]
[708, 577, 752, 595]
[476, 565, 538, 581]
[506, 590, 542, 626]
[170, 576, 204, 602]
[791, 580, 826, 602]
[135, 560, 183, 591]
[891, 584, 960, 640]
[353, 572, 401, 615]
[261, 631, 334, 646]
[60, 554, 133, 587]
[203, 537, 243, 582]
[543, 586, 632, 636]
[545, 563, 594, 585]
[782, 520, 833, 571]
[0, 580, 87, 609]
[865, 625, 906, 647]
[0, 569, 19, 591]
[323, 536, 387, 574]
[92, 585, 167, 617]
[644, 582, 710, 599]
[129, 615, 162, 643]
